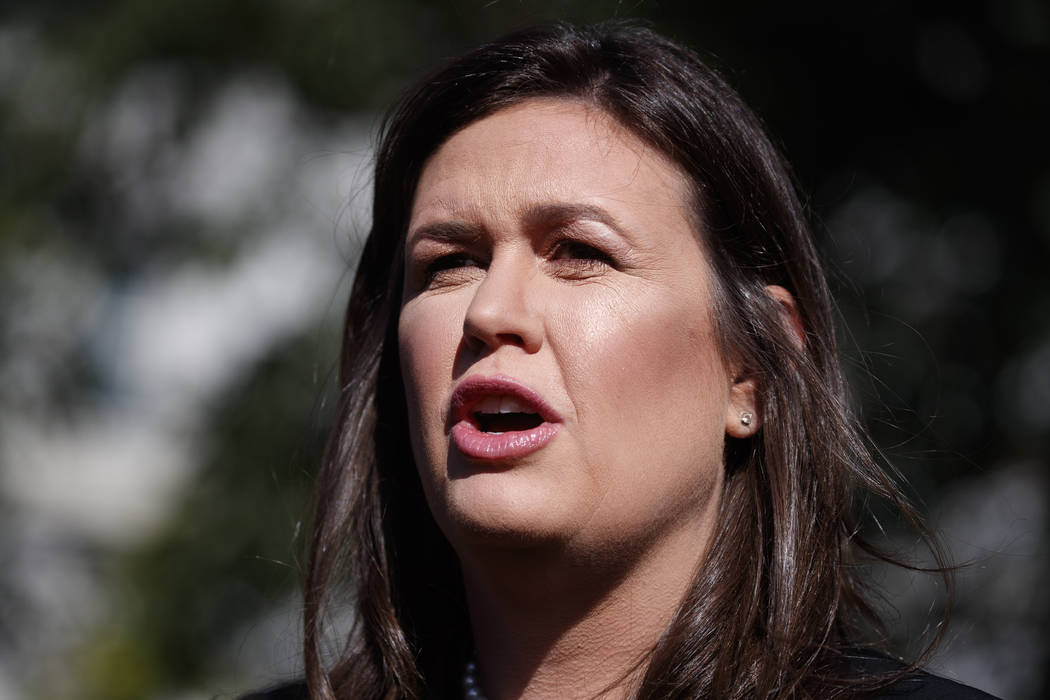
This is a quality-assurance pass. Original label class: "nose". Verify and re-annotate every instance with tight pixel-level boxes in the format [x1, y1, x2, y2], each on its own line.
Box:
[462, 253, 543, 355]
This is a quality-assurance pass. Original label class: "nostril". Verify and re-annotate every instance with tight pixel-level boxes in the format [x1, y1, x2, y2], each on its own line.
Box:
[497, 331, 526, 347]
[462, 312, 527, 351]
[460, 275, 542, 353]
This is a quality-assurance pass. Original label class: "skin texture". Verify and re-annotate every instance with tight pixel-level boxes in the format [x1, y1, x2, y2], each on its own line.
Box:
[398, 99, 759, 698]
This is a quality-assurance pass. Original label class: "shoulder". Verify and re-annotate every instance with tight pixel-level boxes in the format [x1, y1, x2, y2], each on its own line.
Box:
[234, 660, 1001, 700]
[874, 672, 999, 699]
[237, 680, 308, 700]
[846, 650, 1000, 700]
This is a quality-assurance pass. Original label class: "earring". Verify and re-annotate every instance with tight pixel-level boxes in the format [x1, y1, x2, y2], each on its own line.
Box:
[740, 411, 753, 427]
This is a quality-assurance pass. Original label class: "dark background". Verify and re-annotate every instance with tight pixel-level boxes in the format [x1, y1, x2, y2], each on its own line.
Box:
[1, 1, 1047, 698]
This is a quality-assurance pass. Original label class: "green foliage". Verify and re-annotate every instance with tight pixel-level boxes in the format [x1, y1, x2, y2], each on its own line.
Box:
[3, 0, 1047, 697]
[110, 332, 332, 693]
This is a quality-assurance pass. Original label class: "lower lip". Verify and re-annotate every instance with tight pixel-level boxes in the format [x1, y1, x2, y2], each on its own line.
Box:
[450, 420, 561, 461]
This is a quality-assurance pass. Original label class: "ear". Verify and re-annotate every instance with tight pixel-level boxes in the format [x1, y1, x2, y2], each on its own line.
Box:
[765, 284, 805, 350]
[724, 285, 803, 438]
[725, 372, 759, 438]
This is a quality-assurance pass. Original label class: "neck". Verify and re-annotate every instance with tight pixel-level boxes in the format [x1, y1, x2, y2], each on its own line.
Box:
[459, 526, 708, 700]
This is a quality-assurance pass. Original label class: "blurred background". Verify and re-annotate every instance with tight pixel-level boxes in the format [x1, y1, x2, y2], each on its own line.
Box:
[1, 0, 1047, 698]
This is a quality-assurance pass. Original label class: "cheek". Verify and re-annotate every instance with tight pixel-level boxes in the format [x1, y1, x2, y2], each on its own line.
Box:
[558, 289, 725, 398]
[553, 289, 729, 462]
[398, 300, 463, 454]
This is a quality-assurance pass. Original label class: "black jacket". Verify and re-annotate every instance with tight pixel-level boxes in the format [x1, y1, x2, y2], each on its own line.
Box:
[239, 667, 999, 700]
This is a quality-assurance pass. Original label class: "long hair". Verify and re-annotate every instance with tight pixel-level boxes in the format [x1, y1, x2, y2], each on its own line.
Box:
[304, 22, 949, 699]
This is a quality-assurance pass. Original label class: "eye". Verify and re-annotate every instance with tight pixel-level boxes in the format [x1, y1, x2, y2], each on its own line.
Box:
[549, 239, 615, 278]
[422, 252, 483, 287]
[552, 240, 614, 264]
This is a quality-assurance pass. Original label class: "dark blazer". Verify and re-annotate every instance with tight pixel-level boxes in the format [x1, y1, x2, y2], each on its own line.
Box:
[875, 672, 999, 698]
[239, 668, 1000, 700]
[848, 649, 1000, 699]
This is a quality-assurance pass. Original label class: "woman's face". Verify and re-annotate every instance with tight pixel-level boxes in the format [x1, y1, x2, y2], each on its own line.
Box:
[399, 99, 750, 566]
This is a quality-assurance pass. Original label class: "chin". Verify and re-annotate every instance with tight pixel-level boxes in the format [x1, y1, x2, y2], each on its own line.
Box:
[437, 472, 572, 551]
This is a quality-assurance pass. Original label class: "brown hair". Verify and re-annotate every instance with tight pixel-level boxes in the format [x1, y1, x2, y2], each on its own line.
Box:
[303, 21, 949, 699]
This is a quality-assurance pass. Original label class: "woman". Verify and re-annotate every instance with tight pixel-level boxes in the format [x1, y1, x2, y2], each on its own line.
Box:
[256, 22, 997, 700]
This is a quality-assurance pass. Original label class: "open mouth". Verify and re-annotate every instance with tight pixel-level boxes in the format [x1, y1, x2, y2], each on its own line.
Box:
[473, 396, 544, 434]
[450, 375, 562, 460]
[476, 413, 544, 433]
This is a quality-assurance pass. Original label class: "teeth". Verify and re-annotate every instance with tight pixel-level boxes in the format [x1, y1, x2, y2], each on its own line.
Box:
[475, 396, 501, 414]
[499, 396, 528, 413]
[474, 395, 530, 415]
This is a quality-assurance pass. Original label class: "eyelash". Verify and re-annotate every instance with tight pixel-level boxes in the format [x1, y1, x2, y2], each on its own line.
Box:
[422, 253, 482, 285]
[550, 240, 615, 267]
[417, 238, 616, 288]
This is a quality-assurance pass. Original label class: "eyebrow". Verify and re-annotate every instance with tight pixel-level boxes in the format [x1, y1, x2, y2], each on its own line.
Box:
[406, 202, 629, 248]
[523, 202, 625, 235]
[406, 219, 486, 247]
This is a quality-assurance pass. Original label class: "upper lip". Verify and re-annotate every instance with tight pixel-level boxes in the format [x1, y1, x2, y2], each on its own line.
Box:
[450, 374, 562, 425]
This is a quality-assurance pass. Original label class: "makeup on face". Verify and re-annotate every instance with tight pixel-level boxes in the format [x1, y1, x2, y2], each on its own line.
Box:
[398, 99, 734, 561]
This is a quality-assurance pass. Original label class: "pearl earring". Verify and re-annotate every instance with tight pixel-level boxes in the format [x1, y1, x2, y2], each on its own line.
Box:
[740, 411, 753, 427]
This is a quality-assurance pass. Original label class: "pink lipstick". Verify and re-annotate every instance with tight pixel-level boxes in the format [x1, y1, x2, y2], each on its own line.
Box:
[450, 375, 562, 461]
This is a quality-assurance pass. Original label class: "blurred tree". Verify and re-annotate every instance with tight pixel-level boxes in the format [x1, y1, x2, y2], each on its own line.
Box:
[1, 0, 1046, 698]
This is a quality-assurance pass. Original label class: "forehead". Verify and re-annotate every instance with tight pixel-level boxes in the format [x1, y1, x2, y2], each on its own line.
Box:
[409, 98, 698, 236]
